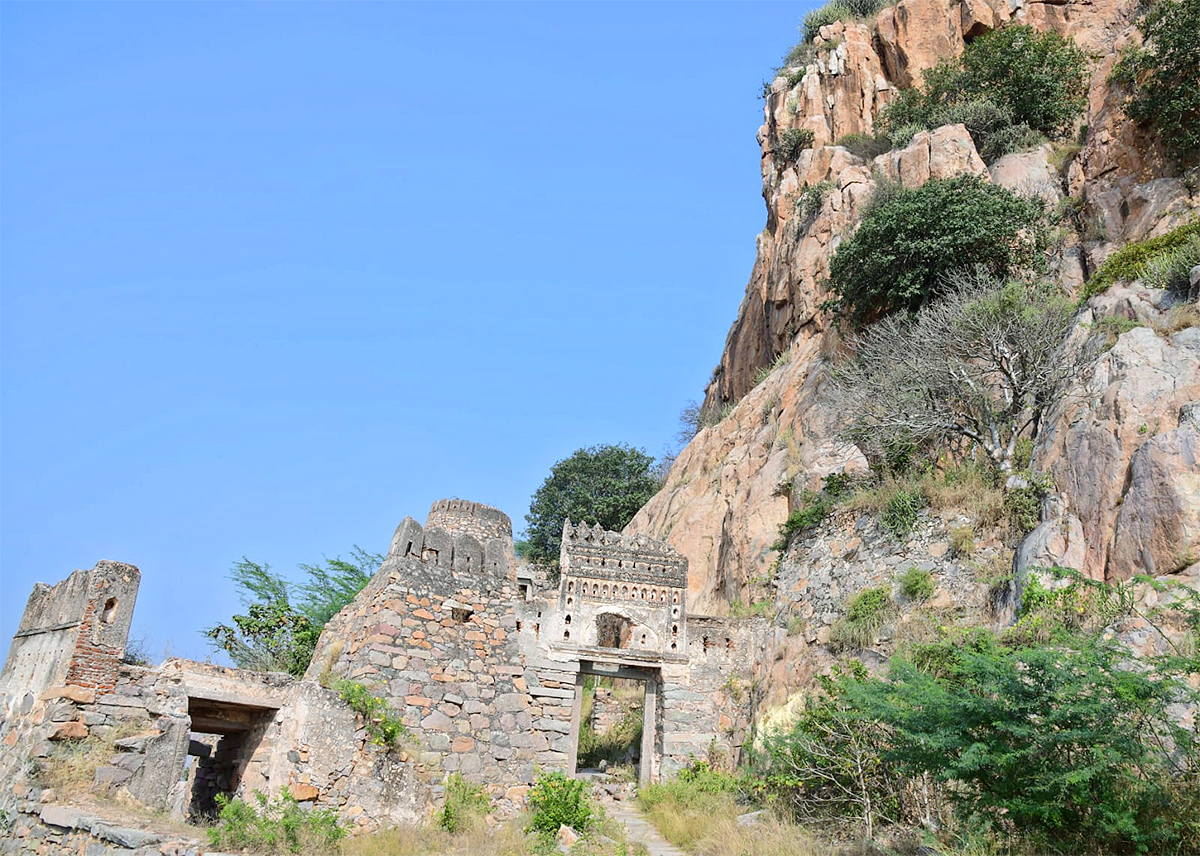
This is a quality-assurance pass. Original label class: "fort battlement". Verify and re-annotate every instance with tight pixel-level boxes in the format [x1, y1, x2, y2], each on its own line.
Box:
[1, 501, 768, 832]
[425, 498, 512, 543]
[384, 500, 513, 577]
[560, 520, 688, 589]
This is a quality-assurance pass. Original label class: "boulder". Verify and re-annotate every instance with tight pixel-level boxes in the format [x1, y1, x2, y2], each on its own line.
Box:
[872, 124, 988, 188]
[988, 144, 1062, 203]
[1037, 324, 1200, 581]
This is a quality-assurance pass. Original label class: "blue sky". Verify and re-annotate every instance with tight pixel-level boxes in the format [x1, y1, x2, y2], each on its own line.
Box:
[1, 2, 810, 661]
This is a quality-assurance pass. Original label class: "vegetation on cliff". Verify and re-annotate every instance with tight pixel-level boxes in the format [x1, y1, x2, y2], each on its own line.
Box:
[1111, 0, 1200, 164]
[878, 25, 1089, 160]
[826, 177, 1047, 325]
[1083, 218, 1200, 297]
[830, 275, 1080, 472]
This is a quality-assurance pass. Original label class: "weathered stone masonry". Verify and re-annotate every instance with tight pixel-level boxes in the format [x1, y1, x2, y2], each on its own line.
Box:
[1, 499, 772, 833]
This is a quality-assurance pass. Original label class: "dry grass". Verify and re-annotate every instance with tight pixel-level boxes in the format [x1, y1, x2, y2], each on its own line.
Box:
[342, 812, 646, 856]
[846, 466, 1006, 535]
[641, 788, 851, 856]
[37, 717, 149, 798]
[341, 822, 522, 856]
[690, 812, 826, 856]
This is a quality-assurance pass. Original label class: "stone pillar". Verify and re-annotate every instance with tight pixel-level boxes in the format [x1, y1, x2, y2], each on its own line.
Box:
[640, 677, 657, 787]
[567, 670, 585, 776]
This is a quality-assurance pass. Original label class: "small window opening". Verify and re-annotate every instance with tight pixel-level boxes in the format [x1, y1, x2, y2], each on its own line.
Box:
[563, 630, 570, 640]
[564, 614, 572, 625]
[101, 598, 118, 625]
[451, 607, 473, 623]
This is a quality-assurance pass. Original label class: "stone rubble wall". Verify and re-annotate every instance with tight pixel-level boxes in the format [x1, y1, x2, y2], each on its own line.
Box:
[2, 802, 211, 856]
[1, 502, 777, 831]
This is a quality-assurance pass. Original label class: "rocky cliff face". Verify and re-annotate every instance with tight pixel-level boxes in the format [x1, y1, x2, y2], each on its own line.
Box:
[626, 0, 1198, 612]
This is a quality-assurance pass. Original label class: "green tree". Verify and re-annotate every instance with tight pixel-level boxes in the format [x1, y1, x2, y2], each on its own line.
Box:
[1111, 0, 1200, 164]
[524, 444, 660, 564]
[826, 177, 1046, 326]
[204, 547, 382, 676]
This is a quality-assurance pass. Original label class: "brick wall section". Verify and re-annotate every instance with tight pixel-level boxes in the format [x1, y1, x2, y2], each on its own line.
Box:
[64, 600, 122, 692]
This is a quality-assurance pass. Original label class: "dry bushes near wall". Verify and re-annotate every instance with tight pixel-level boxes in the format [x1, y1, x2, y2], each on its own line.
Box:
[35, 717, 148, 799]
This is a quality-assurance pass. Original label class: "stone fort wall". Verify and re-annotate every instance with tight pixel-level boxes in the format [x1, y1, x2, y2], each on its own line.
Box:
[0, 499, 775, 831]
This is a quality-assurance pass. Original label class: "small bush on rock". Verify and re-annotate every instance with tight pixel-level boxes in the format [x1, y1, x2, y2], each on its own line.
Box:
[898, 567, 934, 602]
[774, 127, 815, 162]
[830, 586, 897, 650]
[435, 773, 490, 833]
[881, 487, 925, 539]
[528, 770, 592, 835]
[801, 0, 889, 42]
[826, 175, 1046, 325]
[334, 680, 409, 747]
[835, 131, 892, 160]
[1084, 219, 1200, 296]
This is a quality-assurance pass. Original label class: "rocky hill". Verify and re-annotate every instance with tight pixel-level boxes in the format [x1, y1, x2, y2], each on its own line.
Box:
[625, 0, 1199, 621]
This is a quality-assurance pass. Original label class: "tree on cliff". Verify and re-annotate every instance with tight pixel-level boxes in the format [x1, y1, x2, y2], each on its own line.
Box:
[205, 547, 382, 676]
[830, 273, 1083, 474]
[826, 175, 1047, 327]
[524, 444, 660, 565]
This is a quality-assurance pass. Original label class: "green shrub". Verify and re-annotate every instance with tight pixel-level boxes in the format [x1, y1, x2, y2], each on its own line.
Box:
[1141, 234, 1200, 295]
[774, 127, 815, 162]
[1111, 0, 1200, 163]
[435, 773, 490, 833]
[1083, 219, 1200, 296]
[772, 492, 833, 551]
[878, 25, 1088, 160]
[882, 487, 925, 539]
[835, 131, 892, 160]
[1001, 472, 1052, 535]
[826, 175, 1046, 325]
[858, 631, 1200, 855]
[772, 473, 854, 551]
[898, 567, 934, 602]
[527, 770, 592, 835]
[949, 524, 976, 557]
[207, 790, 345, 854]
[333, 680, 409, 747]
[801, 0, 889, 42]
[829, 586, 896, 650]
[794, 180, 834, 230]
[758, 663, 899, 835]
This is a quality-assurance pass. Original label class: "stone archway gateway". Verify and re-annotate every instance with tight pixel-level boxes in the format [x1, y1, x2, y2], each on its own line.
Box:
[567, 660, 659, 787]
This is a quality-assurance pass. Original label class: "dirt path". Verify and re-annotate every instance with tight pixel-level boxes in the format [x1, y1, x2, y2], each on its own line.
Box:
[595, 790, 686, 856]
